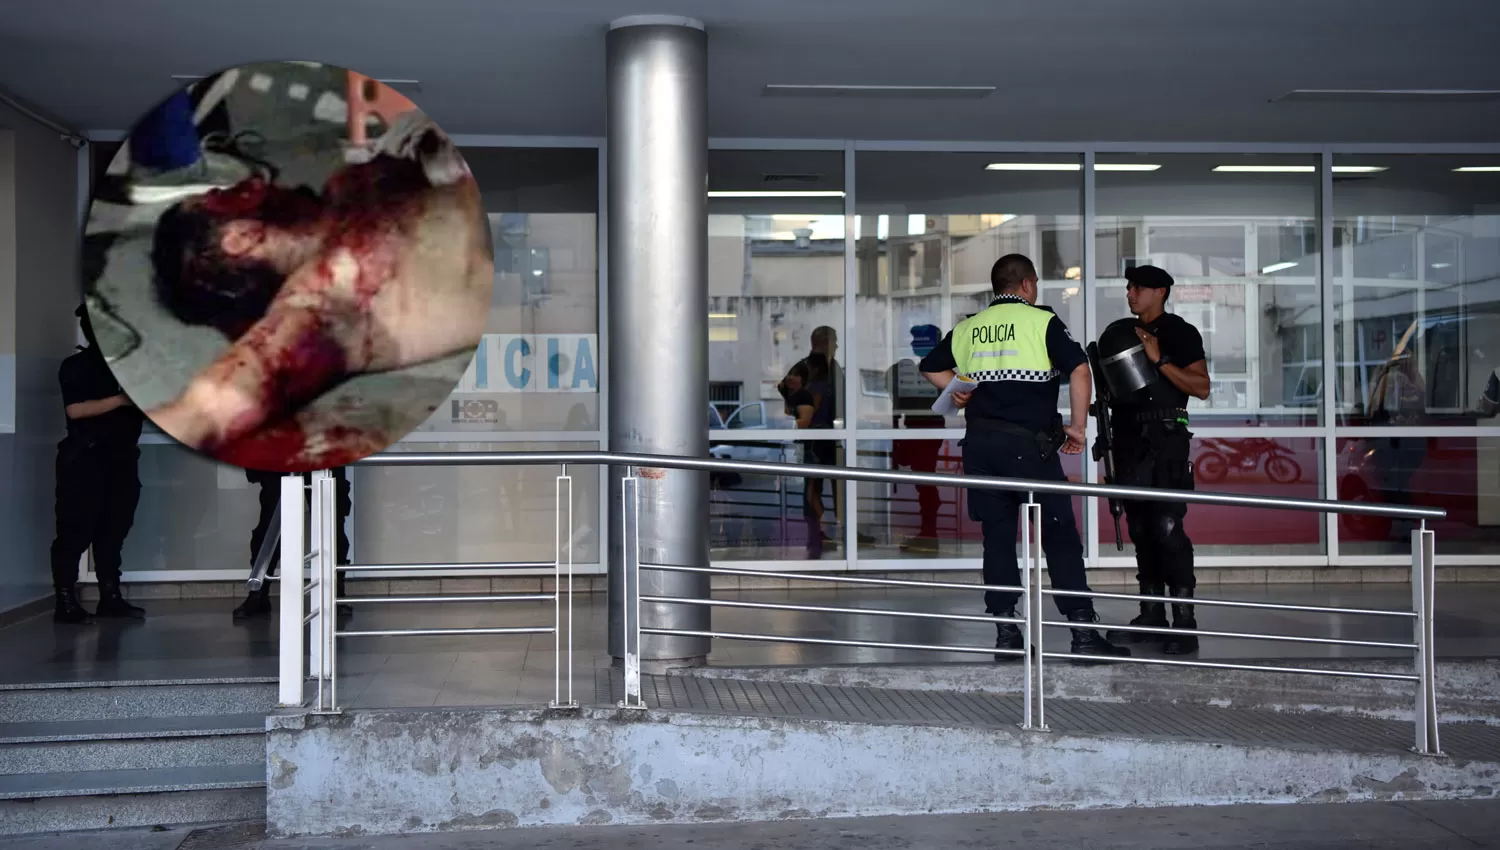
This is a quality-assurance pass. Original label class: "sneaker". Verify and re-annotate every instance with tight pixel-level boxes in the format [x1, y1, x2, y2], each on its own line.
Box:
[128, 152, 255, 205]
[127, 131, 272, 205]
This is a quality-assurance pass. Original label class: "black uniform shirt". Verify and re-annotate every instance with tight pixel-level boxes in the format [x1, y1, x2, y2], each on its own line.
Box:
[59, 346, 143, 448]
[918, 298, 1088, 431]
[1113, 312, 1206, 414]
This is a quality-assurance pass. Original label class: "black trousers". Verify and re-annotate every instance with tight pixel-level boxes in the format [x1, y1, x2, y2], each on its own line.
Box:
[248, 469, 350, 595]
[961, 430, 1092, 616]
[50, 442, 140, 589]
[1116, 425, 1196, 591]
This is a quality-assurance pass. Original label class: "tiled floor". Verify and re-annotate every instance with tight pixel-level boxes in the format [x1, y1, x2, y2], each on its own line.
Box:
[2, 583, 1497, 709]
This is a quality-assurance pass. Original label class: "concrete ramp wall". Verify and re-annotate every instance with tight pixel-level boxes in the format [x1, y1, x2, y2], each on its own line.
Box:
[265, 705, 1500, 839]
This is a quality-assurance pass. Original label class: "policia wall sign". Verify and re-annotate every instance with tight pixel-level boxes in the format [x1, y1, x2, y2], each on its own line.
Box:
[918, 253, 1129, 662]
[1095, 264, 1213, 656]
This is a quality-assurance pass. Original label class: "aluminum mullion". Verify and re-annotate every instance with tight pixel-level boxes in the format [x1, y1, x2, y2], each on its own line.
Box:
[1083, 150, 1100, 566]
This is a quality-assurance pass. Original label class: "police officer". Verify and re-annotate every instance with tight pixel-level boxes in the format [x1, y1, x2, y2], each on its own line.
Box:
[234, 467, 353, 623]
[920, 254, 1128, 660]
[50, 304, 148, 624]
[1102, 265, 1211, 655]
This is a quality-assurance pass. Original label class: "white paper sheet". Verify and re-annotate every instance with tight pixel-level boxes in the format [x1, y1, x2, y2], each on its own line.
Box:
[931, 377, 979, 416]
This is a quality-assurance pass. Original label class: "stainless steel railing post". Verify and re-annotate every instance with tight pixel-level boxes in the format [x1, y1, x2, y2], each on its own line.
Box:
[1412, 522, 1441, 756]
[552, 466, 577, 709]
[322, 474, 339, 714]
[620, 472, 646, 710]
[1026, 496, 1048, 732]
[1019, 500, 1034, 731]
[308, 473, 325, 710]
[276, 475, 305, 708]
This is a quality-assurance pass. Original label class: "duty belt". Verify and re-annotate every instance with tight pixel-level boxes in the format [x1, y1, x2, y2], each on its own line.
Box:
[1128, 407, 1189, 425]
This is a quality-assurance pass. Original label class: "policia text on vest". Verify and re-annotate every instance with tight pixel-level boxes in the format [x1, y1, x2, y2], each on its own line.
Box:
[918, 253, 1129, 661]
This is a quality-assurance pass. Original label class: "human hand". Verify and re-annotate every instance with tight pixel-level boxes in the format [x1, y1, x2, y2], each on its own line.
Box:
[1062, 423, 1086, 454]
[952, 390, 973, 409]
[1135, 327, 1161, 365]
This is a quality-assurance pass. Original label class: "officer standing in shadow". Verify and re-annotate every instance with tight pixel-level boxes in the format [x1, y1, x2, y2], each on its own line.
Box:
[1101, 265, 1211, 655]
[50, 304, 148, 624]
[919, 254, 1128, 660]
[234, 467, 353, 623]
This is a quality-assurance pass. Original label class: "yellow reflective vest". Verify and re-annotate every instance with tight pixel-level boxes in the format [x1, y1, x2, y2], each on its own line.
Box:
[951, 297, 1059, 385]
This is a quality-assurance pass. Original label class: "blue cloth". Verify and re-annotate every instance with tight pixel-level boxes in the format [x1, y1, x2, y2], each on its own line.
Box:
[128, 90, 201, 172]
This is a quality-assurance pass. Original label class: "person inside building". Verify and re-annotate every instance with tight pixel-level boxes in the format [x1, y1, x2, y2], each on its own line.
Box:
[50, 304, 148, 624]
[234, 467, 353, 622]
[785, 355, 839, 557]
[1477, 365, 1500, 418]
[919, 254, 1128, 660]
[886, 324, 946, 554]
[1100, 265, 1211, 655]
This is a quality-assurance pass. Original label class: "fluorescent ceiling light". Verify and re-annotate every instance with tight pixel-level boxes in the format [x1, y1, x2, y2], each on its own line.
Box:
[764, 84, 995, 99]
[987, 163, 1079, 171]
[1260, 262, 1300, 274]
[1274, 89, 1500, 103]
[986, 163, 1160, 172]
[1454, 166, 1500, 173]
[709, 313, 737, 320]
[1213, 165, 1388, 174]
[708, 190, 845, 198]
[1214, 165, 1316, 173]
[1431, 263, 1453, 269]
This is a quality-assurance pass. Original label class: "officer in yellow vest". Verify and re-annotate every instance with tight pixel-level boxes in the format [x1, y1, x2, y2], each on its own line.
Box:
[920, 254, 1129, 660]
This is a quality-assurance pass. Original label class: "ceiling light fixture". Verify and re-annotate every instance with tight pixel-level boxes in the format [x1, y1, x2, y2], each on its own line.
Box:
[172, 73, 422, 93]
[708, 190, 846, 198]
[1260, 262, 1300, 274]
[1214, 165, 1316, 173]
[763, 84, 995, 99]
[1273, 89, 1500, 103]
[1214, 165, 1387, 174]
[984, 163, 1161, 172]
[1453, 166, 1500, 173]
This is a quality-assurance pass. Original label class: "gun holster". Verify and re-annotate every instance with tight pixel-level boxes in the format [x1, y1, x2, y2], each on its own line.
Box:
[1037, 415, 1066, 462]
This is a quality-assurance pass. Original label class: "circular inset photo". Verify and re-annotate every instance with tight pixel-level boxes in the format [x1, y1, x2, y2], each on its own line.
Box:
[83, 61, 494, 472]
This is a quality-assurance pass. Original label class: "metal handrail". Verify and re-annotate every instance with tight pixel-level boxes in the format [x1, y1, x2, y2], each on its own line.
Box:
[247, 502, 281, 591]
[273, 448, 1443, 756]
[357, 449, 1445, 520]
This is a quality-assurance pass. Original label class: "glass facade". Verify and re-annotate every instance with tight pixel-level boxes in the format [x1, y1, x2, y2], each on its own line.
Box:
[98, 143, 1499, 578]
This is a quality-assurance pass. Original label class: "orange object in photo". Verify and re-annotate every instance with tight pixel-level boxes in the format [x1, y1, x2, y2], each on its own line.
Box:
[346, 71, 419, 146]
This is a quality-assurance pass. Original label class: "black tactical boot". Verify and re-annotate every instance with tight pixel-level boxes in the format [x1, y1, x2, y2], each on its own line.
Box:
[1162, 587, 1200, 655]
[993, 608, 1024, 662]
[94, 581, 146, 619]
[1068, 609, 1131, 660]
[1106, 582, 1169, 644]
[233, 586, 273, 621]
[53, 585, 93, 625]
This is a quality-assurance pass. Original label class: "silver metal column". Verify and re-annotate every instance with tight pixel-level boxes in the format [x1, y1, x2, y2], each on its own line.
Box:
[606, 15, 710, 665]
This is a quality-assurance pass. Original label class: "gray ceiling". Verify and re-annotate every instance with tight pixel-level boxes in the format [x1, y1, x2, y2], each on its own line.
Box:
[3, 0, 1499, 143]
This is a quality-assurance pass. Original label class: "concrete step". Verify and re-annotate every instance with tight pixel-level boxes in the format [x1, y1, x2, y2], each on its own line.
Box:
[0, 679, 278, 723]
[0, 764, 265, 836]
[0, 713, 265, 775]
